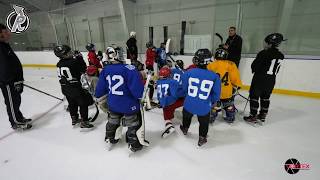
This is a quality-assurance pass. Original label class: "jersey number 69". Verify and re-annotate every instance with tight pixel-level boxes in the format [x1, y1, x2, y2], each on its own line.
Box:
[188, 78, 213, 100]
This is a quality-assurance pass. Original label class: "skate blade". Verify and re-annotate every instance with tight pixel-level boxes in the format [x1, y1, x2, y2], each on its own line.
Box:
[80, 126, 96, 132]
[244, 121, 258, 127]
[15, 124, 32, 131]
[128, 147, 144, 158]
[161, 128, 175, 138]
[257, 120, 265, 126]
[197, 143, 207, 149]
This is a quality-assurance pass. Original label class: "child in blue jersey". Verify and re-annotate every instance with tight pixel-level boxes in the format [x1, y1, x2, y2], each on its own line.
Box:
[95, 46, 145, 152]
[180, 49, 221, 147]
[156, 67, 184, 138]
[156, 43, 167, 69]
[170, 59, 185, 84]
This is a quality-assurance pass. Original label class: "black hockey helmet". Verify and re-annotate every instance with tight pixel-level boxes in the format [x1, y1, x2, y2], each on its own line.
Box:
[264, 33, 286, 47]
[146, 41, 153, 48]
[215, 48, 228, 60]
[176, 59, 184, 69]
[85, 43, 95, 51]
[194, 48, 212, 67]
[73, 50, 83, 59]
[54, 45, 72, 59]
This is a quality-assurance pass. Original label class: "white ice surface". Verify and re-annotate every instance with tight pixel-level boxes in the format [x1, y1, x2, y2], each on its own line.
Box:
[0, 68, 319, 180]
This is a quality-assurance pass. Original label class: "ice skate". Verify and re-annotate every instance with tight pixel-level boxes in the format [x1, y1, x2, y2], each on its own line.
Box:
[243, 114, 258, 126]
[198, 136, 207, 147]
[161, 123, 175, 138]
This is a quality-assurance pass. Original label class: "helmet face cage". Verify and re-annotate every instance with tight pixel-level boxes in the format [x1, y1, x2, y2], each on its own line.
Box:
[146, 42, 153, 48]
[85, 43, 95, 51]
[215, 48, 228, 60]
[176, 60, 184, 69]
[106, 46, 124, 62]
[54, 45, 72, 59]
[194, 48, 212, 67]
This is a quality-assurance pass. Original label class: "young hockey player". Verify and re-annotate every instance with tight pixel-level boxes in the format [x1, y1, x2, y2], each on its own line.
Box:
[85, 43, 102, 74]
[54, 45, 94, 129]
[156, 43, 167, 69]
[145, 42, 157, 72]
[171, 59, 185, 83]
[180, 49, 221, 146]
[186, 57, 197, 70]
[95, 46, 146, 152]
[157, 67, 184, 138]
[207, 48, 242, 124]
[244, 33, 285, 125]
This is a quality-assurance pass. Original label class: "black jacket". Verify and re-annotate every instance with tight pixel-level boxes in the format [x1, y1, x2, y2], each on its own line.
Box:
[251, 47, 284, 91]
[126, 37, 138, 59]
[0, 42, 24, 85]
[225, 34, 242, 66]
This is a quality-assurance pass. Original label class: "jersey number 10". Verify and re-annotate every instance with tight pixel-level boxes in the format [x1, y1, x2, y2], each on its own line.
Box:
[57, 67, 73, 80]
[188, 78, 213, 100]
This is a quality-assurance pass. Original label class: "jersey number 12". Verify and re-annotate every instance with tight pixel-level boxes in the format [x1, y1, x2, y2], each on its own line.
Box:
[106, 75, 124, 95]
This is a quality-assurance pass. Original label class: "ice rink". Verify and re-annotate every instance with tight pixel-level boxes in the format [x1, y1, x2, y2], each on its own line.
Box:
[0, 68, 319, 180]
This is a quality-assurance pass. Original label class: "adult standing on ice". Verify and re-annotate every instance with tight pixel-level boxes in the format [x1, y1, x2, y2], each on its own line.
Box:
[126, 31, 138, 61]
[0, 23, 32, 130]
[223, 26, 242, 67]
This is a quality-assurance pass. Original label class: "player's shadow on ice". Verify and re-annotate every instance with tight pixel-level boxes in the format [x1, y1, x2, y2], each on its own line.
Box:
[266, 107, 305, 125]
[29, 112, 60, 129]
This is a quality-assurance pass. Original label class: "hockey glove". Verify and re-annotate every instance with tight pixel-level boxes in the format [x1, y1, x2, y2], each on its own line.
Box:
[14, 81, 24, 94]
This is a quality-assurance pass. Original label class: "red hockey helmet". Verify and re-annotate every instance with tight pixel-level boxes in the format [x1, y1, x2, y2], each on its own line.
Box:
[159, 67, 171, 79]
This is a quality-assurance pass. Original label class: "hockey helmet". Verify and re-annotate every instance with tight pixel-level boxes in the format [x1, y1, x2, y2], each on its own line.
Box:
[194, 48, 212, 67]
[106, 46, 124, 63]
[146, 41, 153, 48]
[54, 45, 72, 59]
[176, 59, 184, 69]
[159, 66, 171, 79]
[166, 59, 173, 68]
[74, 50, 83, 58]
[214, 48, 228, 60]
[85, 43, 95, 51]
[130, 31, 136, 38]
[264, 33, 286, 47]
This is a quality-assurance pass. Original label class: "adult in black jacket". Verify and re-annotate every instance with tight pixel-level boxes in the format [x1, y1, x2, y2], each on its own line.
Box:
[0, 23, 31, 130]
[54, 45, 94, 129]
[126, 31, 138, 61]
[244, 33, 285, 124]
[224, 27, 242, 67]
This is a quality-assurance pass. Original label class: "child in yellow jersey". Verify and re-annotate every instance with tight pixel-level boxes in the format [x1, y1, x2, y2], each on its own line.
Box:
[207, 48, 242, 123]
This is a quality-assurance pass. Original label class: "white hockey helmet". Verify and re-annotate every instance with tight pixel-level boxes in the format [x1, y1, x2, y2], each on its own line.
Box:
[106, 46, 124, 62]
[129, 31, 136, 38]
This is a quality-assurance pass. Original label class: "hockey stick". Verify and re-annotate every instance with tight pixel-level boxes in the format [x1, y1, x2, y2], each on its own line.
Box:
[137, 71, 152, 147]
[215, 33, 223, 44]
[80, 74, 100, 122]
[165, 38, 185, 72]
[24, 84, 64, 101]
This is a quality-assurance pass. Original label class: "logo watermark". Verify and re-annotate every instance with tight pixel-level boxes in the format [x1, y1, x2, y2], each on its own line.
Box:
[284, 158, 310, 174]
[6, 4, 30, 34]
